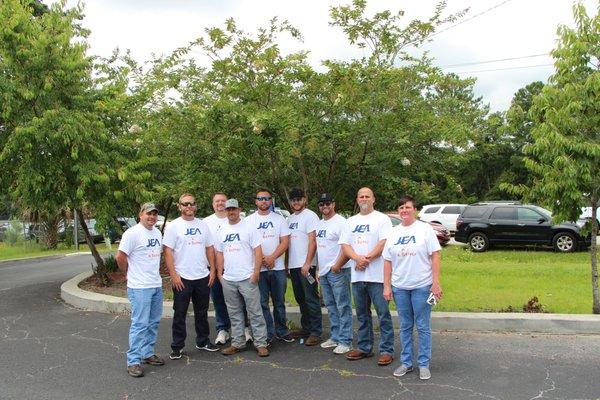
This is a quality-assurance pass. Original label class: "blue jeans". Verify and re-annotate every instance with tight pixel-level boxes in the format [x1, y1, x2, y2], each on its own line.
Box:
[352, 281, 394, 355]
[259, 270, 290, 339]
[289, 267, 323, 336]
[392, 285, 432, 368]
[210, 278, 231, 332]
[320, 268, 352, 346]
[126, 287, 163, 366]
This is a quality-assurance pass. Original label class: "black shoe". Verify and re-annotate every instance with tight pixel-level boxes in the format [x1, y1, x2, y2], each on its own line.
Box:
[276, 334, 295, 343]
[169, 349, 183, 360]
[196, 342, 219, 352]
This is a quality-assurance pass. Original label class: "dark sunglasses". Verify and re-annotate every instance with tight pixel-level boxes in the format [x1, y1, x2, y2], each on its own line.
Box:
[256, 196, 272, 201]
[318, 201, 333, 207]
[180, 202, 196, 207]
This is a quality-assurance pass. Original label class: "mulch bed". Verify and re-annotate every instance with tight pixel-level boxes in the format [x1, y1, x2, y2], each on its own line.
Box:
[79, 271, 174, 300]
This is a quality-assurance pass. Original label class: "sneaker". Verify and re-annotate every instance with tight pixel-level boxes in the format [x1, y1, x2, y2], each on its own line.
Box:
[169, 349, 183, 360]
[127, 364, 144, 378]
[305, 335, 321, 346]
[393, 364, 413, 377]
[196, 343, 219, 352]
[266, 337, 273, 347]
[419, 367, 431, 380]
[320, 338, 338, 349]
[245, 327, 253, 342]
[256, 346, 269, 357]
[333, 344, 351, 355]
[141, 355, 165, 366]
[215, 330, 230, 345]
[276, 334, 295, 343]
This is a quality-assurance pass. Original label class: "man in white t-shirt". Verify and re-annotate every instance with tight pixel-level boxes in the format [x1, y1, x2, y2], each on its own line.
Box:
[116, 202, 165, 378]
[246, 188, 294, 343]
[203, 192, 232, 345]
[163, 193, 219, 360]
[315, 193, 353, 355]
[286, 187, 322, 346]
[216, 199, 269, 357]
[339, 187, 394, 366]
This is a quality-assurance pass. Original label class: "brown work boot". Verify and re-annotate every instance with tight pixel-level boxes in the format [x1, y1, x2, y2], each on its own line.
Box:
[346, 349, 374, 361]
[127, 364, 144, 378]
[221, 345, 244, 356]
[377, 354, 394, 366]
[304, 335, 321, 346]
[256, 346, 269, 357]
[141, 355, 165, 366]
[289, 328, 310, 339]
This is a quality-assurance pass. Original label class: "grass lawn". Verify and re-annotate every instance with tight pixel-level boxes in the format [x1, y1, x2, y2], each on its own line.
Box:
[282, 246, 596, 314]
[0, 241, 112, 261]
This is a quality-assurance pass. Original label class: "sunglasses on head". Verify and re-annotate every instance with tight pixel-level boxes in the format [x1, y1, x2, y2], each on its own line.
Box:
[180, 202, 196, 207]
[256, 196, 271, 201]
[318, 201, 333, 207]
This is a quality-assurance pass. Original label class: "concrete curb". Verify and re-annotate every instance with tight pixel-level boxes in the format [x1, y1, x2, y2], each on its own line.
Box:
[61, 270, 600, 335]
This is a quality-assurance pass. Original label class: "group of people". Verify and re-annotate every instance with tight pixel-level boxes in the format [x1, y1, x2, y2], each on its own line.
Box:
[115, 187, 443, 381]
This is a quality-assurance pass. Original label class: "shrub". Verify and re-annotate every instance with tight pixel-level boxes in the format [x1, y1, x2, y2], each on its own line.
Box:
[4, 219, 24, 246]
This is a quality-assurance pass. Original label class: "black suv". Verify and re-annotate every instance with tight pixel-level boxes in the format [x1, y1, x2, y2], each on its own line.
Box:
[455, 202, 591, 252]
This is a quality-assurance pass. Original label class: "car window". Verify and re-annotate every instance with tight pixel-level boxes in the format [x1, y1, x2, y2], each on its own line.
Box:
[388, 216, 401, 226]
[423, 206, 441, 214]
[442, 206, 462, 214]
[489, 207, 516, 220]
[462, 206, 488, 218]
[518, 208, 544, 221]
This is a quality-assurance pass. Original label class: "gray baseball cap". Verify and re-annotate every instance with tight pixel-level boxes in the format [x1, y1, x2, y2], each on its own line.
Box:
[225, 199, 239, 209]
[140, 202, 158, 213]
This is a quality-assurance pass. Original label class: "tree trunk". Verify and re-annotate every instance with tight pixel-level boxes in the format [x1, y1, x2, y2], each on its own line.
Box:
[77, 209, 110, 285]
[590, 196, 599, 314]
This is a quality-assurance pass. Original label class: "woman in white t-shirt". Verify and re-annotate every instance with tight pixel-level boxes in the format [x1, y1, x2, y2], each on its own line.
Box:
[383, 195, 442, 381]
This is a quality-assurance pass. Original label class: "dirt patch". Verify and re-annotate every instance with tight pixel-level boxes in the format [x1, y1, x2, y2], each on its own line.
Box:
[79, 272, 174, 300]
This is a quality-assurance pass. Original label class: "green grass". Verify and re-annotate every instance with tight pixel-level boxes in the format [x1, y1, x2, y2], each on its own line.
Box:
[0, 241, 112, 261]
[284, 246, 597, 314]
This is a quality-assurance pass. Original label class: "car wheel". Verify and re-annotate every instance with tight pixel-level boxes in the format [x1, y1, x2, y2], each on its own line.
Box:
[553, 232, 576, 253]
[467, 232, 489, 252]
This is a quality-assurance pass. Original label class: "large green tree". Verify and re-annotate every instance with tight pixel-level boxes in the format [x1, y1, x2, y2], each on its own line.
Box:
[521, 2, 600, 313]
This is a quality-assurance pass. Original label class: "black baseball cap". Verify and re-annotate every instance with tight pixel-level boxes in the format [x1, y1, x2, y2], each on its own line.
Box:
[318, 193, 334, 203]
[289, 188, 305, 199]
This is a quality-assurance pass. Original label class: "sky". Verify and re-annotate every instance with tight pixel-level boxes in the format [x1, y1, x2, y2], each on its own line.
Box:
[54, 0, 597, 112]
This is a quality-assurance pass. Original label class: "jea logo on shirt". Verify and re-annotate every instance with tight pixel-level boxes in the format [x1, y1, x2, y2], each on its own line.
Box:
[223, 233, 241, 243]
[185, 228, 201, 236]
[394, 235, 416, 245]
[146, 238, 160, 247]
[289, 222, 299, 230]
[351, 224, 370, 233]
[258, 221, 274, 230]
[316, 229, 326, 238]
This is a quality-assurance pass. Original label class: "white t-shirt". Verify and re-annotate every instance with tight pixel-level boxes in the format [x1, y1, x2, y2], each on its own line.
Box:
[339, 210, 392, 283]
[216, 219, 262, 282]
[316, 214, 351, 276]
[383, 220, 441, 290]
[246, 211, 290, 272]
[162, 217, 213, 280]
[118, 223, 163, 289]
[287, 208, 319, 269]
[203, 213, 228, 239]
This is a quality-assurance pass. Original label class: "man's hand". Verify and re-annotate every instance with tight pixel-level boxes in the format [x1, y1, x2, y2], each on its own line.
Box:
[383, 285, 393, 301]
[301, 264, 311, 277]
[171, 272, 185, 292]
[355, 255, 369, 271]
[263, 254, 276, 270]
[250, 271, 259, 284]
[431, 281, 443, 300]
[208, 273, 215, 288]
[331, 265, 342, 274]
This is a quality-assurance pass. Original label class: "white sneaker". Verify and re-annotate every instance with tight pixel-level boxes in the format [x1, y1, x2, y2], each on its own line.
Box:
[244, 327, 253, 342]
[419, 367, 431, 380]
[333, 344, 351, 354]
[215, 330, 230, 345]
[320, 338, 338, 349]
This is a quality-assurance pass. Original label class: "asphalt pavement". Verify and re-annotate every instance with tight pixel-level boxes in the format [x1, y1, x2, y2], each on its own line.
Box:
[1, 254, 599, 400]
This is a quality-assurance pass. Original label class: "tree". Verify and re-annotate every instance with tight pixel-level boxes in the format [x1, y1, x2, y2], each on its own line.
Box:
[519, 2, 600, 313]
